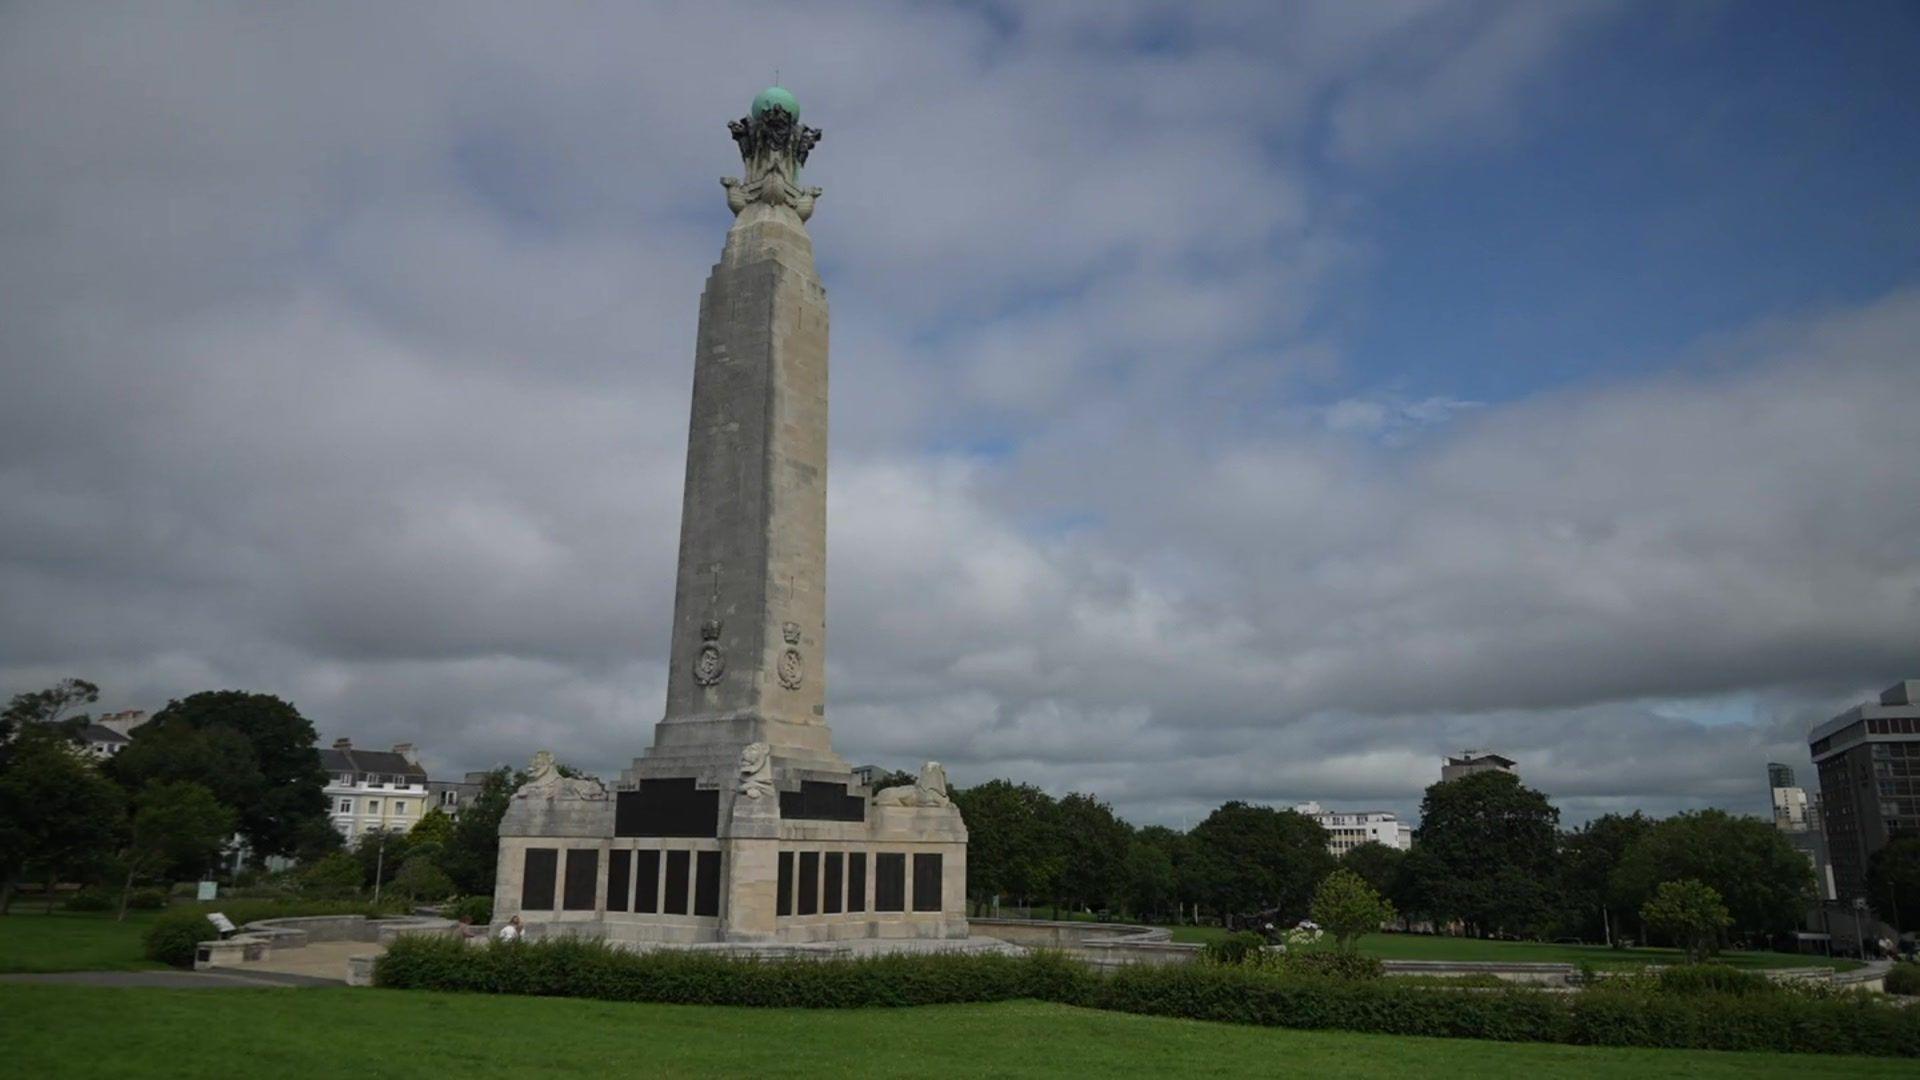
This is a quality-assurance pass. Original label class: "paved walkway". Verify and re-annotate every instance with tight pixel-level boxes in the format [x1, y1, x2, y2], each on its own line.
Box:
[1, 969, 338, 989]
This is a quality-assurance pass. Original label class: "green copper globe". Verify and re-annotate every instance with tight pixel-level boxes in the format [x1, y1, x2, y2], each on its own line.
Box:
[751, 86, 799, 120]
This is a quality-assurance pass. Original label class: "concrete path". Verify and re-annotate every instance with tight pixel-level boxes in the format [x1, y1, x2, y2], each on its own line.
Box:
[1, 969, 338, 989]
[226, 939, 373, 983]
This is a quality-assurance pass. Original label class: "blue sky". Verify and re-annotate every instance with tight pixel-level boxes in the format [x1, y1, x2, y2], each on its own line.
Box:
[1350, 1, 1920, 403]
[2, 1, 1917, 827]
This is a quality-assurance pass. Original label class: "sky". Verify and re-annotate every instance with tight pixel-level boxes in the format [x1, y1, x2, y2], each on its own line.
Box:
[3, 1, 1918, 828]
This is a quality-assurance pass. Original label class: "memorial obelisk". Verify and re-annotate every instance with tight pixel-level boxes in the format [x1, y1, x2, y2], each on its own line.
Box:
[494, 88, 969, 949]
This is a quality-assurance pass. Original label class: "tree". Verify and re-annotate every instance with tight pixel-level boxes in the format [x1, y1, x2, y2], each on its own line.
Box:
[1123, 826, 1181, 920]
[116, 782, 235, 919]
[1610, 810, 1812, 941]
[299, 851, 365, 897]
[1640, 878, 1732, 962]
[1413, 771, 1560, 936]
[112, 691, 329, 864]
[409, 807, 457, 850]
[950, 779, 1061, 914]
[1339, 842, 1406, 901]
[1311, 868, 1397, 951]
[442, 766, 522, 897]
[0, 727, 126, 912]
[1866, 836, 1920, 933]
[1, 679, 100, 765]
[1557, 812, 1652, 945]
[388, 855, 456, 902]
[1187, 802, 1334, 921]
[1054, 792, 1131, 913]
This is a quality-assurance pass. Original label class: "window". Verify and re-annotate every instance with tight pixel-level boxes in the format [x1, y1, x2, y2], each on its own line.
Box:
[441, 790, 459, 807]
[395, 801, 409, 815]
[339, 773, 353, 785]
[337, 799, 352, 814]
[367, 799, 381, 815]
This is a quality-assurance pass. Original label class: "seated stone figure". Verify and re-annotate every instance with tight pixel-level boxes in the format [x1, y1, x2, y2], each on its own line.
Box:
[873, 761, 951, 808]
[513, 750, 607, 801]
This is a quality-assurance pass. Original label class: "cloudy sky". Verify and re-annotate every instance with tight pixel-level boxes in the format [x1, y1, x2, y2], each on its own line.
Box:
[4, 1, 1917, 827]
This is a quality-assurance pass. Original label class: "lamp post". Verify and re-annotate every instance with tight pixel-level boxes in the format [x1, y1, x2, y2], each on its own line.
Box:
[372, 829, 387, 906]
[1852, 896, 1868, 959]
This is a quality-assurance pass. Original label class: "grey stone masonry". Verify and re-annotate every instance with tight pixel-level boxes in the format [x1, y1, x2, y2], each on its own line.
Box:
[645, 201, 842, 781]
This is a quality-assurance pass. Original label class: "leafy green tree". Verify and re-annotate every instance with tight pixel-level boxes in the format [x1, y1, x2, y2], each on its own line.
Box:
[111, 691, 328, 864]
[1187, 802, 1334, 921]
[1054, 792, 1131, 913]
[388, 855, 456, 901]
[951, 779, 1061, 914]
[1866, 836, 1920, 932]
[299, 851, 365, 897]
[1339, 842, 1406, 901]
[442, 766, 523, 897]
[1311, 867, 1397, 951]
[1557, 812, 1652, 945]
[1123, 826, 1182, 919]
[1640, 878, 1732, 962]
[1610, 809, 1812, 940]
[115, 782, 235, 919]
[1413, 771, 1560, 936]
[0, 726, 126, 912]
[1, 679, 100, 756]
[409, 807, 457, 848]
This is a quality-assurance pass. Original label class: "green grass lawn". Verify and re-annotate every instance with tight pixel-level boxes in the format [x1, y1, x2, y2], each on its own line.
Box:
[1162, 927, 1860, 971]
[0, 985, 1904, 1079]
[0, 911, 162, 973]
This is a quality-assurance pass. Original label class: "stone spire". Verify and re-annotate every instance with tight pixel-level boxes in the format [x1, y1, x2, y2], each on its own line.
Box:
[638, 87, 842, 779]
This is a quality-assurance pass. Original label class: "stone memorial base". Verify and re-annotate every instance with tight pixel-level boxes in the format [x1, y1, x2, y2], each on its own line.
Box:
[491, 749, 970, 949]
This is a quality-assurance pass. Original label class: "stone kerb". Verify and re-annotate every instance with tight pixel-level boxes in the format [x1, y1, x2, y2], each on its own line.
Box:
[192, 914, 458, 972]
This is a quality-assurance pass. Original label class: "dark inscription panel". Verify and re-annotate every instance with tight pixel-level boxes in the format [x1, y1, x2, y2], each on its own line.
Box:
[616, 779, 720, 838]
[847, 852, 867, 912]
[777, 851, 794, 917]
[664, 850, 691, 915]
[778, 780, 867, 823]
[875, 852, 905, 912]
[636, 850, 661, 914]
[606, 849, 632, 912]
[521, 848, 558, 911]
[564, 848, 599, 911]
[694, 851, 721, 917]
[797, 851, 820, 915]
[913, 852, 943, 912]
[823, 852, 844, 915]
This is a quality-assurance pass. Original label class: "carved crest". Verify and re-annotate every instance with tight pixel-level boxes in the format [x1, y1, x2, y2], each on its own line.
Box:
[695, 618, 726, 686]
[782, 621, 802, 644]
[778, 648, 804, 690]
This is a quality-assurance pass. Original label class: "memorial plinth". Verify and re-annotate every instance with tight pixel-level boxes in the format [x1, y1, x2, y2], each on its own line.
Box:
[493, 88, 969, 948]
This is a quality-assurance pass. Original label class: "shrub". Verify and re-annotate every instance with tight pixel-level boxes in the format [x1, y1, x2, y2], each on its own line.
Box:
[1282, 950, 1384, 981]
[445, 895, 494, 925]
[370, 936, 1920, 1058]
[143, 911, 217, 967]
[1653, 963, 1773, 997]
[1200, 931, 1269, 966]
[126, 888, 169, 910]
[1888, 962, 1920, 997]
[388, 856, 455, 902]
[299, 852, 365, 898]
[62, 889, 114, 912]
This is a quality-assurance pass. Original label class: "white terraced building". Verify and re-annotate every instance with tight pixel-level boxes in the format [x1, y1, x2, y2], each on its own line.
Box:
[1291, 801, 1413, 855]
[320, 738, 430, 840]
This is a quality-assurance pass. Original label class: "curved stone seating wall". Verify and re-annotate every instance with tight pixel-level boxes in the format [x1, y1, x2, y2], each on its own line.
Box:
[192, 914, 457, 972]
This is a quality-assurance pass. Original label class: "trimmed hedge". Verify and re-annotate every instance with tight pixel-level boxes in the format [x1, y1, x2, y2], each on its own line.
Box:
[1889, 963, 1920, 997]
[373, 936, 1920, 1058]
[143, 900, 409, 967]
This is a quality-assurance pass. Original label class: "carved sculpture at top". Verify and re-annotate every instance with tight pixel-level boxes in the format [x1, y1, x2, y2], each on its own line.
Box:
[873, 761, 952, 808]
[721, 88, 824, 222]
[514, 749, 608, 801]
[737, 741, 775, 799]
